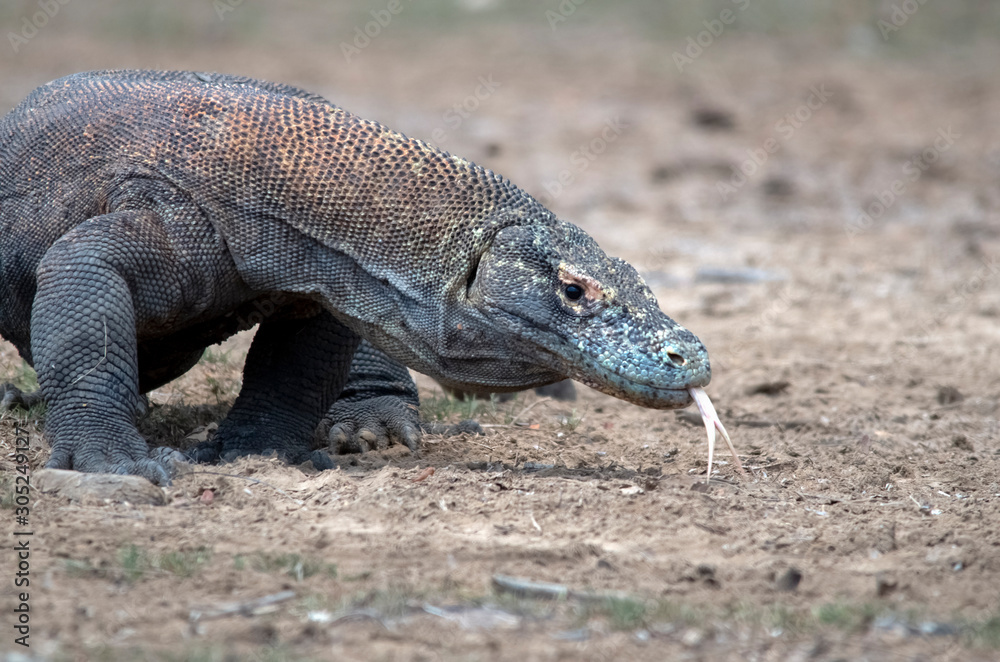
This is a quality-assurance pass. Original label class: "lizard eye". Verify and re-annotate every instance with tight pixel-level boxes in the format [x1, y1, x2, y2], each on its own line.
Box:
[564, 284, 584, 301]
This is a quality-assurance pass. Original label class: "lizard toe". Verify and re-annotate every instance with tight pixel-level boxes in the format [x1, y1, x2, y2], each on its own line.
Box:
[44, 445, 72, 471]
[326, 421, 360, 452]
[397, 423, 421, 452]
[357, 428, 379, 451]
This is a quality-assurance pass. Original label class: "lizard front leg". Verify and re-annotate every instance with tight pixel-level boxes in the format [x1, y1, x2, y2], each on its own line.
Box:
[33, 211, 191, 485]
[189, 308, 359, 470]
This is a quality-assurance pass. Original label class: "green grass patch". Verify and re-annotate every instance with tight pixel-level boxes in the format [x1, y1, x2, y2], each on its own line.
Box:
[0, 474, 16, 509]
[602, 596, 648, 630]
[117, 544, 148, 582]
[6, 360, 38, 392]
[157, 548, 214, 578]
[813, 602, 880, 632]
[65, 545, 212, 583]
[573, 596, 649, 631]
[966, 611, 1000, 649]
[234, 551, 337, 581]
[558, 408, 585, 431]
[648, 598, 705, 628]
[118, 544, 212, 582]
[343, 586, 415, 620]
[204, 375, 238, 404]
[420, 390, 525, 427]
[200, 347, 240, 367]
[0, 361, 46, 423]
[9, 401, 47, 422]
[419, 391, 488, 423]
[54, 641, 311, 662]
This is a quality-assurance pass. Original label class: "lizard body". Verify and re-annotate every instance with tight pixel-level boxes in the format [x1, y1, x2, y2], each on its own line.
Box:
[0, 70, 710, 482]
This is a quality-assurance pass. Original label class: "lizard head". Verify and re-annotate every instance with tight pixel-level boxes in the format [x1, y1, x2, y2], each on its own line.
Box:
[465, 219, 711, 409]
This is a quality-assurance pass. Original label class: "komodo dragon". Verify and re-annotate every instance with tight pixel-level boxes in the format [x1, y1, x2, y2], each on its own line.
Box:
[0, 69, 712, 485]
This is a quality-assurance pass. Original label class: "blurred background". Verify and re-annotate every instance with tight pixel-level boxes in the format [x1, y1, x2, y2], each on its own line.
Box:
[3, 3, 1000, 659]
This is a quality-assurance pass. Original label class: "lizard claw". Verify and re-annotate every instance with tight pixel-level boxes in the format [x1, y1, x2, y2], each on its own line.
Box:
[320, 395, 423, 454]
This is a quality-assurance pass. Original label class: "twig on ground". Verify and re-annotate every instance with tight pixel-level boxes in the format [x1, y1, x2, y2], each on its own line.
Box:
[491, 574, 630, 604]
[190, 590, 296, 622]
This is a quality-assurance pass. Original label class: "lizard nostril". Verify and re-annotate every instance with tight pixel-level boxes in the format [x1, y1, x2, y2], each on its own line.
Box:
[667, 352, 686, 366]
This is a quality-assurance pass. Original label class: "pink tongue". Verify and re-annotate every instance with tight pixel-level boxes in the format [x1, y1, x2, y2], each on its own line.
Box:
[689, 387, 744, 482]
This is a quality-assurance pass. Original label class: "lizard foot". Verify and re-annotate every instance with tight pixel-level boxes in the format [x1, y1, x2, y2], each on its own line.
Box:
[45, 435, 182, 486]
[0, 384, 44, 412]
[320, 395, 422, 454]
[319, 396, 486, 455]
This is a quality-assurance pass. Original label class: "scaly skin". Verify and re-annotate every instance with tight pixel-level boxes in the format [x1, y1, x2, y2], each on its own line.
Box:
[0, 70, 710, 483]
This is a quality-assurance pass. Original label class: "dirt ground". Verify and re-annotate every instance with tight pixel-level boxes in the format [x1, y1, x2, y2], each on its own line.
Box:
[2, 3, 1000, 660]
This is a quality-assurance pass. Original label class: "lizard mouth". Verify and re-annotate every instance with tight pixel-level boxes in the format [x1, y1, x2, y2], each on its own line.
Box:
[569, 362, 702, 410]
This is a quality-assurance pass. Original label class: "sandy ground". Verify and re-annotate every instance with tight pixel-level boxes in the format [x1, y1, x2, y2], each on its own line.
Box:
[1, 4, 999, 660]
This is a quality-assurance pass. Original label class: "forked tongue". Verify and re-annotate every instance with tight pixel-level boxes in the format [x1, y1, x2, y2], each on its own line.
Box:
[689, 387, 745, 482]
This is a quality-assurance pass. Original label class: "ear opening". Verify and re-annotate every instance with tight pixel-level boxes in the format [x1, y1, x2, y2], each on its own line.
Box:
[465, 253, 481, 296]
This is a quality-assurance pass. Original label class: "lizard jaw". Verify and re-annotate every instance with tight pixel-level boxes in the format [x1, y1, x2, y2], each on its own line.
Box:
[570, 362, 704, 409]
